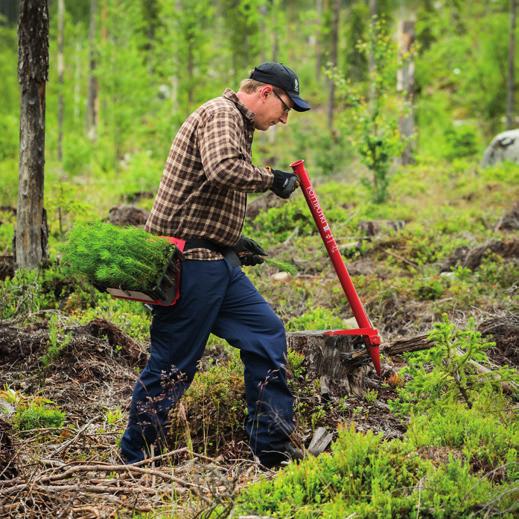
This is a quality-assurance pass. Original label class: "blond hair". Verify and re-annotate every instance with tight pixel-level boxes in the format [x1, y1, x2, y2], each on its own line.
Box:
[239, 78, 284, 95]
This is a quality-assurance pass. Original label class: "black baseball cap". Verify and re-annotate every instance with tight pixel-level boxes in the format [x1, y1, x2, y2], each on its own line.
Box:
[250, 62, 311, 112]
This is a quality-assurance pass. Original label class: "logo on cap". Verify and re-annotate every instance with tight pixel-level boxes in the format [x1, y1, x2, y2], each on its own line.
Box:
[294, 78, 299, 93]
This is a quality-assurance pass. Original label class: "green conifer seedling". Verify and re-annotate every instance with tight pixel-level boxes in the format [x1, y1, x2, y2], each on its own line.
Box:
[61, 222, 175, 292]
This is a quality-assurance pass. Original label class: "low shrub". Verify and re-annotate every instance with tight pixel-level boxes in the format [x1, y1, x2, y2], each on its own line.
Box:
[0, 266, 99, 319]
[408, 401, 518, 482]
[235, 424, 515, 518]
[389, 317, 498, 415]
[40, 313, 73, 367]
[168, 357, 245, 456]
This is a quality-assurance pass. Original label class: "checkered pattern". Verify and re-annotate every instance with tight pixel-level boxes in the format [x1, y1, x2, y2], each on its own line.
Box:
[145, 89, 274, 260]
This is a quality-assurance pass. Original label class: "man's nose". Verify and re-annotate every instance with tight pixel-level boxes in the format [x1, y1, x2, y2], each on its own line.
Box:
[279, 112, 288, 124]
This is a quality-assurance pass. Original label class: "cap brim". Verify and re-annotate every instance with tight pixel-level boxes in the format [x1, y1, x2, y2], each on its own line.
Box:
[287, 93, 311, 112]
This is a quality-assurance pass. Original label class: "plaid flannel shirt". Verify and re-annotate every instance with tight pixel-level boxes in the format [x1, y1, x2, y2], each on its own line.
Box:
[145, 89, 274, 260]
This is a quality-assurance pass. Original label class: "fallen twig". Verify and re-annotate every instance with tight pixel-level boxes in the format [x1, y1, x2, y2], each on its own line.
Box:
[49, 416, 97, 457]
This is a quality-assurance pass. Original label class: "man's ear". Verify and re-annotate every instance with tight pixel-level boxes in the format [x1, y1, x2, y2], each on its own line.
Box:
[259, 85, 272, 100]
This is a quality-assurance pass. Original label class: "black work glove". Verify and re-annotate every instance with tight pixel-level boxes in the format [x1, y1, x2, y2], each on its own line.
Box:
[271, 169, 299, 199]
[234, 236, 267, 266]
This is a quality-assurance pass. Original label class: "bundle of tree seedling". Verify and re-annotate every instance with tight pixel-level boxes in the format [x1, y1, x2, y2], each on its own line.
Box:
[62, 222, 181, 301]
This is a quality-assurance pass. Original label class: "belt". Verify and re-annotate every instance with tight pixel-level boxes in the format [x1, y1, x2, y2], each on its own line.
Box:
[184, 238, 240, 267]
[184, 238, 231, 254]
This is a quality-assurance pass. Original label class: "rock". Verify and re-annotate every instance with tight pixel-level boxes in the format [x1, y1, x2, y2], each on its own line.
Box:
[341, 241, 362, 258]
[0, 399, 15, 418]
[108, 205, 149, 227]
[308, 427, 334, 456]
[271, 272, 291, 282]
[482, 129, 519, 166]
[496, 201, 519, 231]
[359, 220, 406, 239]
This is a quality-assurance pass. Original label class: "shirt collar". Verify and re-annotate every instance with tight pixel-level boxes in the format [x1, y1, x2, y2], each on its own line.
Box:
[223, 89, 256, 126]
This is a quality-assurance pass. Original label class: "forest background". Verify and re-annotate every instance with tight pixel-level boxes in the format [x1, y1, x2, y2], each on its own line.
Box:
[0, 0, 515, 222]
[0, 0, 518, 518]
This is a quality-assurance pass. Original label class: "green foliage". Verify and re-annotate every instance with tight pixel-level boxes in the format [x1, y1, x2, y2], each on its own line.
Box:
[104, 407, 124, 428]
[414, 275, 446, 301]
[312, 132, 354, 178]
[342, 1, 369, 82]
[415, 0, 510, 136]
[251, 187, 351, 242]
[0, 268, 44, 319]
[40, 313, 73, 367]
[443, 124, 480, 160]
[45, 180, 95, 236]
[0, 114, 18, 161]
[390, 317, 500, 415]
[169, 356, 245, 455]
[77, 295, 151, 342]
[265, 257, 298, 275]
[96, 0, 158, 164]
[287, 349, 305, 379]
[335, 18, 406, 203]
[62, 137, 94, 177]
[14, 402, 66, 431]
[236, 424, 516, 518]
[222, 0, 266, 82]
[0, 159, 18, 206]
[286, 307, 344, 332]
[0, 207, 15, 254]
[0, 263, 101, 320]
[238, 315, 518, 516]
[61, 222, 174, 291]
[408, 398, 519, 482]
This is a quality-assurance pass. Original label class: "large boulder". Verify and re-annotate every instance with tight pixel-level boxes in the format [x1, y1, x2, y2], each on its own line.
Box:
[108, 205, 149, 226]
[482, 129, 519, 166]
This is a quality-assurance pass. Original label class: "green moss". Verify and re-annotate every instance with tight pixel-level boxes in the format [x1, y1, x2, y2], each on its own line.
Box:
[14, 404, 66, 431]
[286, 307, 345, 332]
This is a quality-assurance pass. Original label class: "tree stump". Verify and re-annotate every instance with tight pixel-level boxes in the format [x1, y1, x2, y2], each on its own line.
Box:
[287, 331, 372, 397]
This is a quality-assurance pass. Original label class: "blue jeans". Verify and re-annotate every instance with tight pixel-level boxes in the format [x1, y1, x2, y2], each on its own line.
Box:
[120, 258, 294, 466]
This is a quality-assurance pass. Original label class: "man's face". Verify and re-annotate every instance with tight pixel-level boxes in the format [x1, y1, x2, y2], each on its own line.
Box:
[254, 86, 293, 131]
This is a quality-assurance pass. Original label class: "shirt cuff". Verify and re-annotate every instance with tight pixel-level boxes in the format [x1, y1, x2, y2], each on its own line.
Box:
[264, 166, 275, 189]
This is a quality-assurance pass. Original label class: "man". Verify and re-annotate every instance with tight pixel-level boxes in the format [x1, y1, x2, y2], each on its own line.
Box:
[120, 62, 310, 468]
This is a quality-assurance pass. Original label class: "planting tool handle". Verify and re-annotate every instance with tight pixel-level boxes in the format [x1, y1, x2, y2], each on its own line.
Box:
[291, 159, 381, 374]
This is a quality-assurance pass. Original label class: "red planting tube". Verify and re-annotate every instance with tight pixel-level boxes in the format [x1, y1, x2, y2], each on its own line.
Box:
[290, 159, 381, 375]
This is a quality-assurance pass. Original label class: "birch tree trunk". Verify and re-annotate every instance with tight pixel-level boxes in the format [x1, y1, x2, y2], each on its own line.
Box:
[369, 0, 377, 107]
[327, 0, 340, 135]
[73, 40, 82, 125]
[16, 0, 49, 269]
[507, 0, 516, 129]
[87, 0, 98, 141]
[397, 19, 416, 165]
[315, 0, 322, 82]
[57, 0, 65, 163]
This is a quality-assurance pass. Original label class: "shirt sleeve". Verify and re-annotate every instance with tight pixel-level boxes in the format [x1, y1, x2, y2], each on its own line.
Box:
[197, 108, 274, 192]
